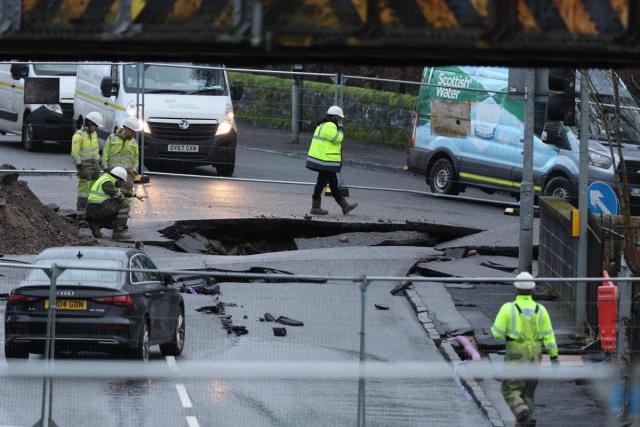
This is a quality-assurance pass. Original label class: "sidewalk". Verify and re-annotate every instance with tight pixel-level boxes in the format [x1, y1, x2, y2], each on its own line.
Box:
[405, 254, 608, 427]
[236, 121, 409, 173]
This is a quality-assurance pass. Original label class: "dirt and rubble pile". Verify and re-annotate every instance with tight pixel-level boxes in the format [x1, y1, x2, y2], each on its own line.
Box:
[0, 165, 92, 254]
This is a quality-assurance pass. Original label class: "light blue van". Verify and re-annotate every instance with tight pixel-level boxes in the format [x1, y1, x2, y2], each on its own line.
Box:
[407, 66, 640, 212]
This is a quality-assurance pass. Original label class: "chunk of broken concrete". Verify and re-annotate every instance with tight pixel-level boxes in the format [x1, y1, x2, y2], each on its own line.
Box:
[45, 203, 60, 212]
[276, 316, 304, 327]
[231, 325, 248, 336]
[174, 234, 208, 254]
[374, 304, 390, 310]
[390, 281, 412, 296]
[196, 305, 220, 314]
[273, 327, 287, 337]
[338, 236, 349, 243]
[264, 312, 275, 322]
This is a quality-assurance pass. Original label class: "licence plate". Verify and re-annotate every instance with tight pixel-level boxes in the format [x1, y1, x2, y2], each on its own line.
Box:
[168, 144, 199, 153]
[44, 299, 88, 310]
[631, 187, 640, 197]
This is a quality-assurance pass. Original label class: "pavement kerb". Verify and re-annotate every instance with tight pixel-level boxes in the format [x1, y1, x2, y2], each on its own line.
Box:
[404, 285, 507, 427]
[238, 145, 407, 174]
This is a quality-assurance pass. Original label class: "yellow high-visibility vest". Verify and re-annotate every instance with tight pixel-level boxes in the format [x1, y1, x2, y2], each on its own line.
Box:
[306, 121, 343, 172]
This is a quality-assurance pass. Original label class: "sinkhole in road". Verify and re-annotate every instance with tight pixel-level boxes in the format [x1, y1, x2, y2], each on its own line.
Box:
[160, 218, 481, 256]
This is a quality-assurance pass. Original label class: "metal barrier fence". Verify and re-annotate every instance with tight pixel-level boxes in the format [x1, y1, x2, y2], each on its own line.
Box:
[0, 261, 635, 426]
[4, 62, 640, 213]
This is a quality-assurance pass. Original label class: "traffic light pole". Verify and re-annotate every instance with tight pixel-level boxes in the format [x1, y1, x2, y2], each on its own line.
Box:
[519, 69, 535, 274]
[576, 70, 590, 330]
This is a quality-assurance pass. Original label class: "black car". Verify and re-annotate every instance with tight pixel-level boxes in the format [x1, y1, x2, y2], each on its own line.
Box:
[4, 247, 185, 361]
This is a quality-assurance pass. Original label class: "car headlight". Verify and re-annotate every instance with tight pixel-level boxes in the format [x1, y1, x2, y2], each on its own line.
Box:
[127, 102, 137, 117]
[215, 109, 235, 137]
[588, 151, 612, 169]
[142, 120, 151, 134]
[44, 104, 63, 115]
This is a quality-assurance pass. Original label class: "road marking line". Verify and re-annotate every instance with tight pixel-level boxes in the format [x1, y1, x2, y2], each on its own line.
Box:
[166, 355, 177, 367]
[176, 383, 193, 408]
[186, 416, 200, 427]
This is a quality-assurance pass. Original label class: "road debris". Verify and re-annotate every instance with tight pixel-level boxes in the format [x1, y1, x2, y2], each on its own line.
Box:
[374, 304, 390, 310]
[273, 327, 287, 337]
[264, 312, 276, 322]
[276, 316, 304, 326]
[390, 280, 412, 295]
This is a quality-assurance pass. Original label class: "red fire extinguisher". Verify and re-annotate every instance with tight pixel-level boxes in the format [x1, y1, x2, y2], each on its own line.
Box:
[598, 270, 618, 353]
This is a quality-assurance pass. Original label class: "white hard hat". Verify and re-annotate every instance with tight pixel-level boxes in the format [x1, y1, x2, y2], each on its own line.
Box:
[327, 105, 344, 119]
[110, 166, 128, 181]
[514, 272, 536, 290]
[123, 117, 142, 132]
[85, 112, 104, 128]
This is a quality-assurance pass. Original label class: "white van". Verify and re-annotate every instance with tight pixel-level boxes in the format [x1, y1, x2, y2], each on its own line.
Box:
[74, 63, 241, 176]
[0, 63, 77, 151]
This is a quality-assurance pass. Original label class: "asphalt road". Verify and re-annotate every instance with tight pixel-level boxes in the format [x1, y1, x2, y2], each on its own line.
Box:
[0, 134, 517, 239]
[0, 134, 503, 426]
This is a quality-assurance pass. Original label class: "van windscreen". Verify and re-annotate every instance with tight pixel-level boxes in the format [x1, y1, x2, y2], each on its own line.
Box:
[123, 64, 227, 96]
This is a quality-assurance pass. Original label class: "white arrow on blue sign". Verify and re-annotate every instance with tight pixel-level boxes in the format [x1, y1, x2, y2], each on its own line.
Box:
[587, 181, 619, 215]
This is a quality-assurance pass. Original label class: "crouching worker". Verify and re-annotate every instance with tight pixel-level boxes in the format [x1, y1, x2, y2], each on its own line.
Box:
[86, 167, 145, 240]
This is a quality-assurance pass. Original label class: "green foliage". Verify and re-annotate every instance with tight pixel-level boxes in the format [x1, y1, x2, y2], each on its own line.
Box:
[228, 72, 415, 147]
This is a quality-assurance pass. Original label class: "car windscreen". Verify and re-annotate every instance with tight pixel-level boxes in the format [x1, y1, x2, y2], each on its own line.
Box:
[23, 259, 123, 287]
[32, 64, 78, 76]
[123, 64, 227, 95]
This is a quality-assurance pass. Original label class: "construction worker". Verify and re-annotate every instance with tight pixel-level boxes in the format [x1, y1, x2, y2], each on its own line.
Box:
[491, 272, 559, 427]
[306, 105, 358, 216]
[101, 117, 142, 232]
[85, 167, 145, 239]
[71, 112, 103, 216]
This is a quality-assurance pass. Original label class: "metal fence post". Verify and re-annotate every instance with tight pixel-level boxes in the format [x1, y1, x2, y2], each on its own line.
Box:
[518, 69, 535, 273]
[339, 75, 345, 108]
[35, 263, 63, 427]
[576, 70, 590, 330]
[291, 68, 300, 144]
[334, 73, 340, 106]
[136, 62, 142, 175]
[617, 259, 633, 425]
[356, 275, 369, 427]
[140, 63, 146, 173]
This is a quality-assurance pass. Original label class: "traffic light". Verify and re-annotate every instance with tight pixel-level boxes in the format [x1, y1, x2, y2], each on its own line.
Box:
[546, 68, 576, 126]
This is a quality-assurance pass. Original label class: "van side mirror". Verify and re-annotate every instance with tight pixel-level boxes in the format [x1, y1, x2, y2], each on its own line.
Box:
[10, 64, 29, 80]
[162, 274, 174, 286]
[230, 81, 243, 101]
[541, 121, 568, 149]
[100, 77, 118, 97]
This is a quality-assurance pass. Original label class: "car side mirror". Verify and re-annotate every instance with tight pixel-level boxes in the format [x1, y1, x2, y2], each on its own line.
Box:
[100, 77, 118, 97]
[10, 64, 29, 80]
[230, 81, 243, 101]
[162, 274, 174, 286]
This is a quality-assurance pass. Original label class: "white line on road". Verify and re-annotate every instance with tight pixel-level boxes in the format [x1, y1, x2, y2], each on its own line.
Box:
[176, 383, 193, 408]
[186, 416, 200, 427]
[166, 355, 177, 368]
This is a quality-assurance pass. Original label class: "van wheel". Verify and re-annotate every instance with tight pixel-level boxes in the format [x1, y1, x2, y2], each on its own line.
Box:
[22, 115, 41, 151]
[544, 176, 572, 201]
[429, 158, 459, 195]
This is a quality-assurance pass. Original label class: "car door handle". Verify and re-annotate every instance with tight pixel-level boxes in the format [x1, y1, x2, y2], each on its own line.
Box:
[144, 292, 153, 297]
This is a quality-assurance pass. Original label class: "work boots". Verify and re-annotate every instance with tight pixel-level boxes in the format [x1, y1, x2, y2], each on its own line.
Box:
[112, 230, 133, 241]
[337, 197, 358, 215]
[310, 198, 328, 215]
[89, 222, 103, 238]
